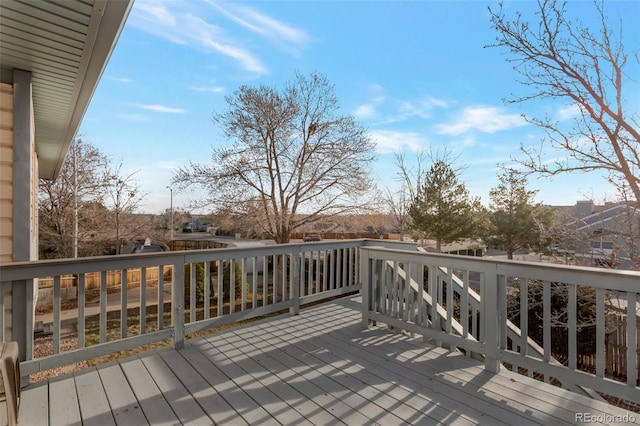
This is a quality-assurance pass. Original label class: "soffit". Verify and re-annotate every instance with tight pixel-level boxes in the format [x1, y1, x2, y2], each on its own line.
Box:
[0, 0, 133, 179]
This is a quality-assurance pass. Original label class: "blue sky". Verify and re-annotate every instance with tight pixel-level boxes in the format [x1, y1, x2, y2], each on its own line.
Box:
[80, 0, 640, 214]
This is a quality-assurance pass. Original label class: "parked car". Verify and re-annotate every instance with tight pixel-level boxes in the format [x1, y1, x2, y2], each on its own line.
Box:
[181, 218, 209, 233]
[303, 234, 323, 242]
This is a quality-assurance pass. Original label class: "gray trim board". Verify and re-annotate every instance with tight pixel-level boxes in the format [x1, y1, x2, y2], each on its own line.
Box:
[11, 68, 32, 360]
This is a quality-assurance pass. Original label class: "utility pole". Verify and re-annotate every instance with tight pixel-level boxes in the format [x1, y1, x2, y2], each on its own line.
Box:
[72, 142, 78, 258]
[167, 186, 174, 249]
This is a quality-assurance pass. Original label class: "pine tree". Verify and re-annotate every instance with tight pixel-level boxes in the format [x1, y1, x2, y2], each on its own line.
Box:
[409, 160, 480, 252]
[489, 169, 554, 259]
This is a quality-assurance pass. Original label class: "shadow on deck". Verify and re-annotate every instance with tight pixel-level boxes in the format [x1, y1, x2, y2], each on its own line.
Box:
[13, 296, 639, 425]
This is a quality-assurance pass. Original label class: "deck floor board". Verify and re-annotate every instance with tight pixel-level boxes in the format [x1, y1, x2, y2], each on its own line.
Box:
[15, 295, 640, 425]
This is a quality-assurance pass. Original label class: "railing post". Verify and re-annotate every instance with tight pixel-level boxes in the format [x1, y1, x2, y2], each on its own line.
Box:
[172, 261, 185, 349]
[483, 267, 500, 374]
[290, 247, 301, 316]
[360, 247, 372, 329]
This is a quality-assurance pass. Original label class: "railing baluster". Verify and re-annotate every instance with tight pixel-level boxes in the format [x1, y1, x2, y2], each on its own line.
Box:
[190, 263, 196, 322]
[281, 253, 287, 302]
[520, 278, 528, 357]
[241, 258, 247, 312]
[402, 263, 409, 322]
[375, 258, 383, 315]
[315, 250, 321, 294]
[348, 248, 354, 288]
[330, 249, 336, 290]
[121, 269, 127, 339]
[78, 273, 85, 348]
[217, 260, 223, 316]
[322, 250, 328, 292]
[262, 256, 267, 306]
[461, 270, 469, 341]
[140, 267, 147, 335]
[628, 292, 637, 387]
[596, 287, 605, 378]
[353, 247, 360, 290]
[568, 283, 577, 370]
[484, 268, 500, 374]
[342, 248, 348, 290]
[53, 275, 61, 354]
[204, 261, 210, 320]
[272, 255, 278, 302]
[172, 261, 185, 349]
[497, 273, 505, 350]
[230, 260, 236, 313]
[252, 258, 257, 309]
[100, 271, 107, 344]
[382, 259, 389, 315]
[429, 265, 438, 331]
[543, 281, 551, 365]
[26, 278, 34, 359]
[158, 265, 165, 330]
[360, 247, 371, 329]
[306, 251, 312, 296]
[291, 248, 300, 316]
[445, 268, 453, 335]
[392, 261, 398, 318]
[294, 251, 311, 296]
[418, 265, 426, 329]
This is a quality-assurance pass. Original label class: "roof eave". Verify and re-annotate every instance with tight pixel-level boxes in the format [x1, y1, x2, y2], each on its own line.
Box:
[45, 0, 134, 180]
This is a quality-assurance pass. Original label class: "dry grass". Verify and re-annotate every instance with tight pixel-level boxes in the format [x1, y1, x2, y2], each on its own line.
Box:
[29, 297, 286, 383]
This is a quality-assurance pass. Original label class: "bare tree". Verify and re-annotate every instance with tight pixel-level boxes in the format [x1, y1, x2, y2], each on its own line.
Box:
[488, 0, 640, 202]
[380, 150, 427, 241]
[173, 71, 376, 243]
[38, 138, 109, 258]
[106, 162, 145, 253]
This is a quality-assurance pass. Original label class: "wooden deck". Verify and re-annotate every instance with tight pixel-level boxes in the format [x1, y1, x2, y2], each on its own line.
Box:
[11, 296, 639, 425]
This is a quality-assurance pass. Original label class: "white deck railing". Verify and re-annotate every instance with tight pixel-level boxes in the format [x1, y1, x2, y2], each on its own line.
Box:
[2, 239, 637, 404]
[359, 246, 640, 404]
[0, 239, 415, 376]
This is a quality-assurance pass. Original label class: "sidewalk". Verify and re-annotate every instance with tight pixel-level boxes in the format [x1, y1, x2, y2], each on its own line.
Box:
[35, 282, 173, 331]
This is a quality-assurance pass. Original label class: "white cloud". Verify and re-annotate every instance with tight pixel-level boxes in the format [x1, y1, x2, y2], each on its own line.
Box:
[190, 85, 225, 93]
[461, 136, 476, 147]
[354, 104, 377, 119]
[436, 106, 525, 135]
[355, 84, 447, 124]
[130, 0, 311, 74]
[139, 104, 188, 114]
[118, 113, 150, 122]
[557, 104, 581, 121]
[110, 77, 132, 83]
[369, 130, 428, 154]
[392, 96, 448, 122]
[208, 1, 311, 56]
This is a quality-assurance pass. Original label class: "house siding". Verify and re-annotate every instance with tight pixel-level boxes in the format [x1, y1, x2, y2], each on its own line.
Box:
[0, 75, 39, 347]
[0, 83, 13, 263]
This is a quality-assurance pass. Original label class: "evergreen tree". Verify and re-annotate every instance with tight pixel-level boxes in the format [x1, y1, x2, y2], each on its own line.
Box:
[409, 160, 480, 252]
[489, 169, 554, 259]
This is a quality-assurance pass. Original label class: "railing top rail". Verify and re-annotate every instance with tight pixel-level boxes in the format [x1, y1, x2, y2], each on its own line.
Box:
[360, 246, 640, 292]
[0, 239, 417, 282]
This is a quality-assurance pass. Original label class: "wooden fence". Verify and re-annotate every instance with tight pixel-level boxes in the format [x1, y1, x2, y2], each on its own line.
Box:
[606, 314, 640, 384]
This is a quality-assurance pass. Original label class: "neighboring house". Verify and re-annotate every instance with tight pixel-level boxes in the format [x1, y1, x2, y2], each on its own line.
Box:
[0, 1, 132, 349]
[567, 200, 640, 269]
